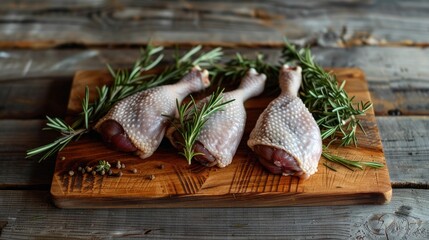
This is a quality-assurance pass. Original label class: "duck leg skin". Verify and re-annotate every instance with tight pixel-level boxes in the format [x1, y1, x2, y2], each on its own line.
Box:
[95, 66, 210, 159]
[167, 68, 266, 168]
[247, 65, 322, 179]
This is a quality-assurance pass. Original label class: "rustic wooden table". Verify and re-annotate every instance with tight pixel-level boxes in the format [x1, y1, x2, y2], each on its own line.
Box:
[0, 1, 428, 239]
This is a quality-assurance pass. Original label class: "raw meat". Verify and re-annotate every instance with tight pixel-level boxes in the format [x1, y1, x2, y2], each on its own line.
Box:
[95, 66, 210, 159]
[247, 65, 322, 179]
[167, 68, 266, 167]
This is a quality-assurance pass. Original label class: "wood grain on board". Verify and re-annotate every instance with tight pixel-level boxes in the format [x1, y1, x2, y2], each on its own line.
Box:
[50, 68, 391, 208]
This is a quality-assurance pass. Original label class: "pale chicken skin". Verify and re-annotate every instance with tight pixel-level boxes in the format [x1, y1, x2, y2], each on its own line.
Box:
[167, 68, 267, 168]
[247, 65, 322, 179]
[95, 66, 210, 159]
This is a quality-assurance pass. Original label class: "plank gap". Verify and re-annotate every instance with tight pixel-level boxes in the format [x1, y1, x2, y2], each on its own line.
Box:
[1, 41, 429, 50]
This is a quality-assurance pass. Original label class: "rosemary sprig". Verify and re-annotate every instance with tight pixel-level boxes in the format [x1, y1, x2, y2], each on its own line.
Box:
[26, 117, 86, 161]
[168, 88, 234, 164]
[27, 45, 223, 162]
[210, 53, 279, 88]
[322, 150, 384, 171]
[282, 40, 373, 146]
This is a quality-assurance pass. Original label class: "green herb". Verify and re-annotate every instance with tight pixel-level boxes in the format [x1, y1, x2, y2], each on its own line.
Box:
[210, 53, 279, 88]
[168, 88, 234, 164]
[95, 160, 111, 173]
[27, 45, 223, 162]
[323, 162, 337, 172]
[322, 150, 384, 171]
[282, 40, 373, 146]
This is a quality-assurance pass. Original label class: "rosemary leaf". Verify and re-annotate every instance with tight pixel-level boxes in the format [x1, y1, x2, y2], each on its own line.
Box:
[323, 162, 337, 172]
[82, 86, 90, 130]
[359, 161, 385, 168]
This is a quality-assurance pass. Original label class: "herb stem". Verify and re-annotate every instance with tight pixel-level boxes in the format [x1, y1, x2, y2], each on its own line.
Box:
[322, 149, 384, 171]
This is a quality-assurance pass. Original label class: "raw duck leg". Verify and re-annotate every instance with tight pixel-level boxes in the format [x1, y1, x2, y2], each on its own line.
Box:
[95, 66, 210, 159]
[247, 65, 322, 179]
[167, 68, 266, 168]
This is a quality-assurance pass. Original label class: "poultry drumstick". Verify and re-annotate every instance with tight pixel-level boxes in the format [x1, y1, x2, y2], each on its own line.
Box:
[167, 68, 266, 167]
[95, 66, 210, 159]
[247, 65, 322, 179]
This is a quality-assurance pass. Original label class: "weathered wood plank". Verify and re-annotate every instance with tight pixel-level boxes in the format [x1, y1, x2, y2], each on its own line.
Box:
[378, 116, 429, 188]
[1, 47, 428, 117]
[0, 76, 71, 119]
[0, 0, 429, 48]
[0, 120, 55, 188]
[0, 189, 428, 239]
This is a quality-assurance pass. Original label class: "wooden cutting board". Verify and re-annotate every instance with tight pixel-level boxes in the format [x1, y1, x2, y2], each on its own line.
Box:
[51, 68, 391, 208]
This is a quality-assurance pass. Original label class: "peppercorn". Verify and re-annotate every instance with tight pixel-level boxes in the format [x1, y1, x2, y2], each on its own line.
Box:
[85, 166, 93, 173]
